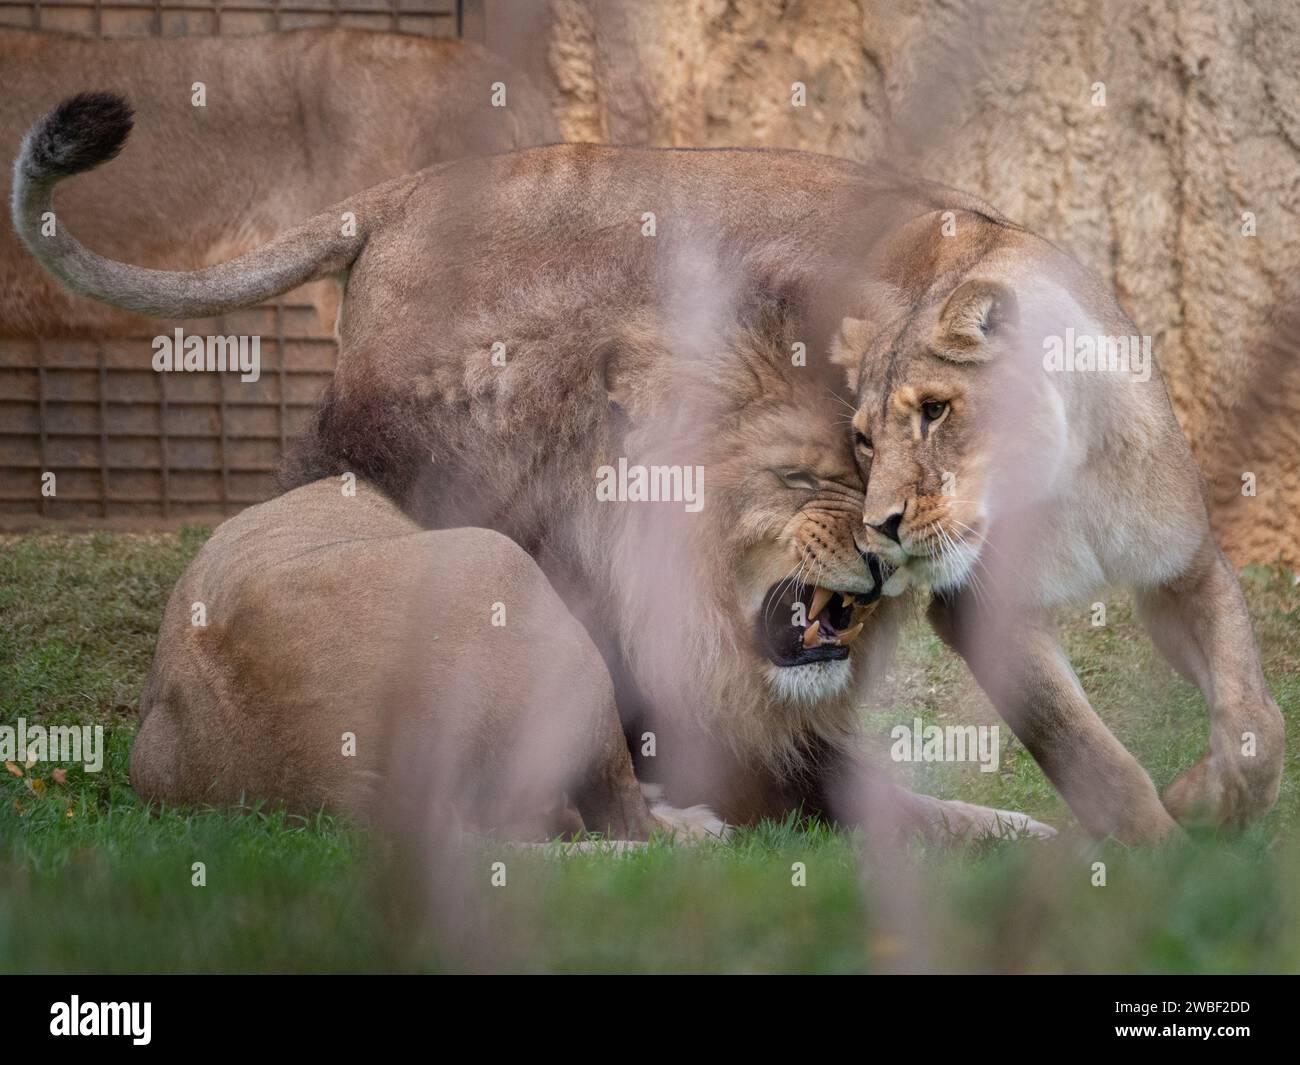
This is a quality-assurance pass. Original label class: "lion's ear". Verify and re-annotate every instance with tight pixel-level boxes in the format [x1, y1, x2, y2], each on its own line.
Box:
[932, 279, 1018, 363]
[831, 316, 871, 393]
[600, 341, 637, 426]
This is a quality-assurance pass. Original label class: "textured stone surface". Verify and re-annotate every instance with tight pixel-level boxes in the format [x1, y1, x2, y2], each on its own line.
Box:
[495, 0, 1300, 567]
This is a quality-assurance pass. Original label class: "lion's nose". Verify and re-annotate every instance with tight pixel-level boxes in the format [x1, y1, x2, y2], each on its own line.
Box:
[868, 511, 904, 544]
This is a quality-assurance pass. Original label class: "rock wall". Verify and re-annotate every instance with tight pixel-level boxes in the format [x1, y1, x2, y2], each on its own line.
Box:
[485, 0, 1300, 568]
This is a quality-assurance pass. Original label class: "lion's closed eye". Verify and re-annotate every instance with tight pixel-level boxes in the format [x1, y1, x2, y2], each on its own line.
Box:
[774, 468, 821, 491]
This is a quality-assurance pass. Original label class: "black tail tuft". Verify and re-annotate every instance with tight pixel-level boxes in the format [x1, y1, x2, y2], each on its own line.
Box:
[22, 92, 134, 180]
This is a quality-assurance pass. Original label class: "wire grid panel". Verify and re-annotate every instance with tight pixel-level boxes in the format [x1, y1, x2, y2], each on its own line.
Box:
[0, 0, 462, 41]
[0, 0, 468, 521]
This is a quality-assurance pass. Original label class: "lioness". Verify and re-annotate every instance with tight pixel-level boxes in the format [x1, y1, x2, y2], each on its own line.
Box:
[132, 477, 719, 841]
[836, 218, 1285, 842]
[0, 27, 558, 336]
[14, 94, 1061, 838]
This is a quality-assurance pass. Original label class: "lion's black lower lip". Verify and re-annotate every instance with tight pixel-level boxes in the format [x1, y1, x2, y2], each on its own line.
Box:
[767, 643, 851, 668]
[756, 567, 880, 668]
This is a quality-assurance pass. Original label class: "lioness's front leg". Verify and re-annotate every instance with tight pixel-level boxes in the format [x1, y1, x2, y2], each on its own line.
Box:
[1136, 538, 1284, 828]
[928, 592, 1180, 844]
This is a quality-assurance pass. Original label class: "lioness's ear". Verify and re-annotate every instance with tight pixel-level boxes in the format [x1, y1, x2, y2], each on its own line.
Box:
[831, 316, 871, 393]
[932, 279, 1018, 363]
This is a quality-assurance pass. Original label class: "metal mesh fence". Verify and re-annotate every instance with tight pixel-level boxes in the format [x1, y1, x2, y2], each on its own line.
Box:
[0, 0, 470, 523]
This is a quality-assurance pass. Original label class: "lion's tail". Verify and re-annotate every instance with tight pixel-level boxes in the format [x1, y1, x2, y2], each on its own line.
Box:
[11, 92, 388, 319]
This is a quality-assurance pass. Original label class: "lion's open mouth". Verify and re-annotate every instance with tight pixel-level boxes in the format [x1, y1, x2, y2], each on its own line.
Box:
[756, 568, 882, 668]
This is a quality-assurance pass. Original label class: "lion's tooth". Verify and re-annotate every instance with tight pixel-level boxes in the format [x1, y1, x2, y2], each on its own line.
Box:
[809, 586, 833, 620]
[839, 621, 865, 644]
[840, 592, 854, 610]
[802, 620, 821, 648]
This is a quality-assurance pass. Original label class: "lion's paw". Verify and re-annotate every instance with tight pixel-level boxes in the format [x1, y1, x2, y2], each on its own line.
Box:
[649, 801, 731, 842]
[923, 799, 1057, 843]
[980, 807, 1057, 841]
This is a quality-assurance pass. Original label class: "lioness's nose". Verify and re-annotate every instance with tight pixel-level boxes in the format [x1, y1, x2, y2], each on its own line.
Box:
[868, 511, 903, 544]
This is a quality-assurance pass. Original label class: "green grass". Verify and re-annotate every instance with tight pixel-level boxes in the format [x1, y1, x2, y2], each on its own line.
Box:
[2, 531, 1299, 973]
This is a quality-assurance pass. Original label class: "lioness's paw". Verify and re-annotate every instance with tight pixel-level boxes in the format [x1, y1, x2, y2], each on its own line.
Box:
[650, 802, 731, 842]
[1163, 751, 1282, 830]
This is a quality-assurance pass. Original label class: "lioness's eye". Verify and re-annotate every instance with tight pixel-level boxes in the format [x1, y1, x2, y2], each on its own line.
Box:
[855, 432, 874, 457]
[775, 468, 820, 491]
[921, 400, 948, 423]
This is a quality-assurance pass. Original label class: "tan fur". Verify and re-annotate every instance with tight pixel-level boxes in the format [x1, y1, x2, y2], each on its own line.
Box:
[0, 27, 558, 336]
[20, 124, 1055, 839]
[835, 209, 1285, 842]
[132, 478, 672, 840]
[133, 477, 1051, 844]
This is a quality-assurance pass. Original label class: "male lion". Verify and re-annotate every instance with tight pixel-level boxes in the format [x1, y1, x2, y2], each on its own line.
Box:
[837, 214, 1285, 843]
[15, 94, 1056, 839]
[0, 27, 558, 336]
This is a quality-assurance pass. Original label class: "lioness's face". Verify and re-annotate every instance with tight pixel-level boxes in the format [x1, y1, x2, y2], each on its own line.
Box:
[840, 279, 1026, 595]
